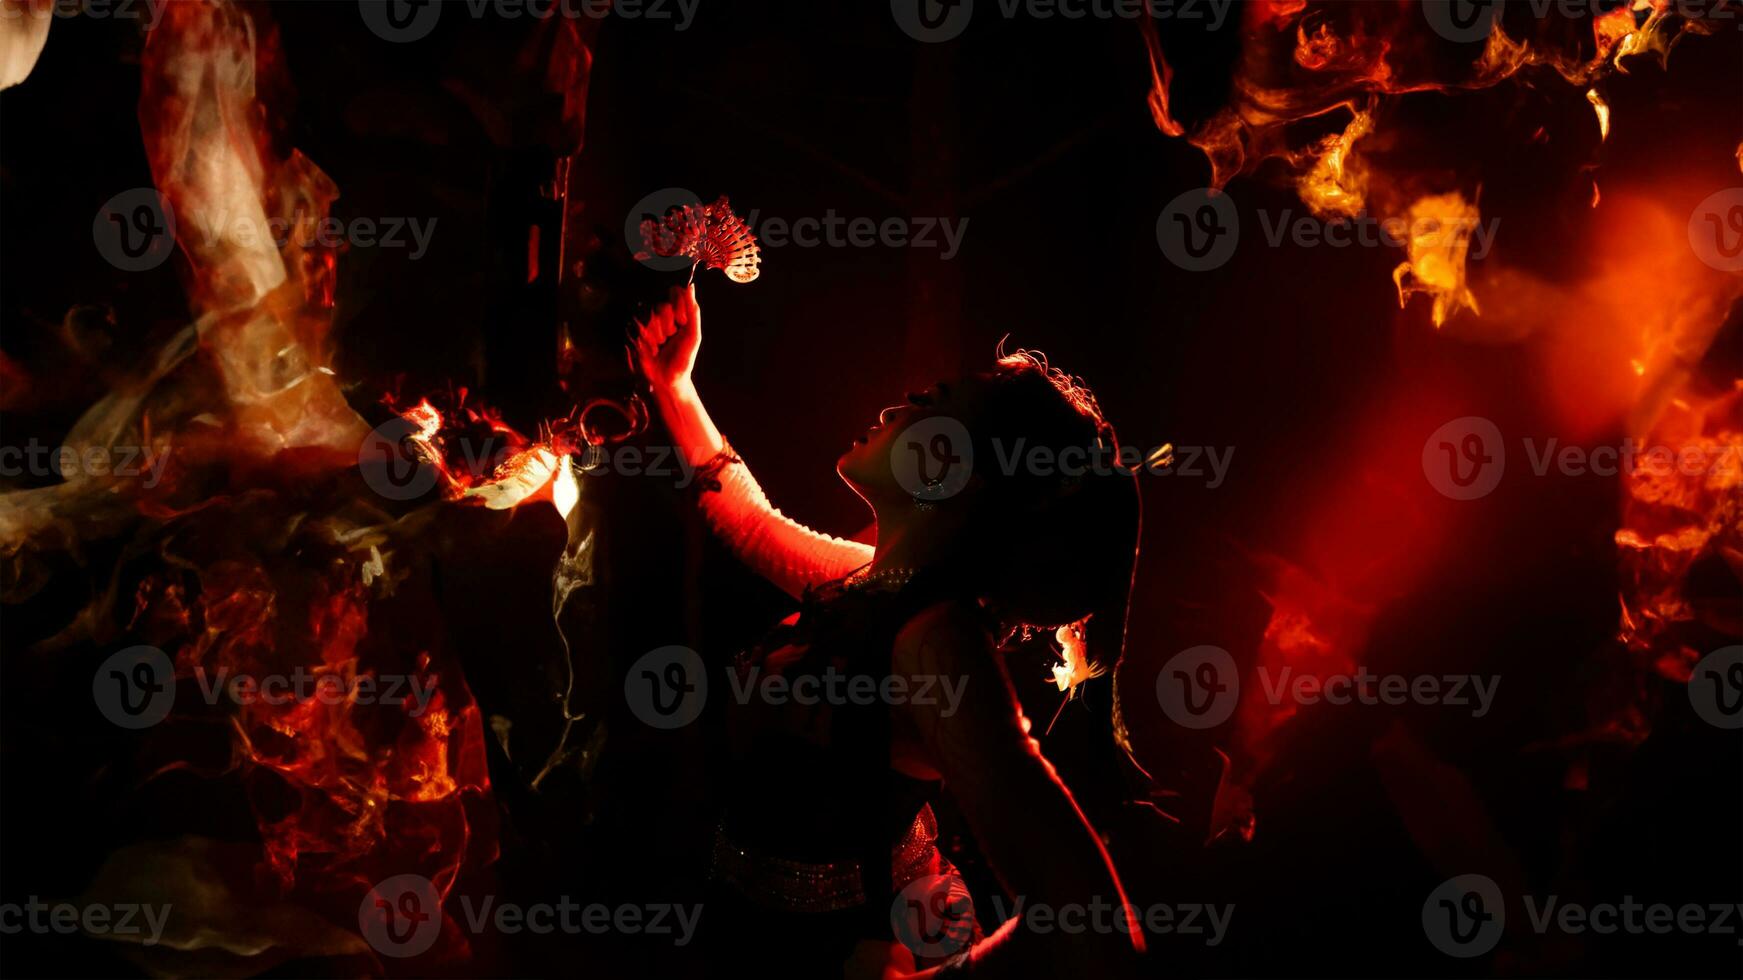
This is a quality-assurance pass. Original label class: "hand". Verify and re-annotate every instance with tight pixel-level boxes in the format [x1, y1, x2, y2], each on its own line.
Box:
[632, 284, 701, 393]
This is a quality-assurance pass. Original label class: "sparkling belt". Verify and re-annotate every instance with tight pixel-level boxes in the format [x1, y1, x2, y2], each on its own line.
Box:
[710, 804, 941, 915]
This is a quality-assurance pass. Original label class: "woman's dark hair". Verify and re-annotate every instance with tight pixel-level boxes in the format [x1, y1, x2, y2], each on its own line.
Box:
[967, 346, 1142, 700]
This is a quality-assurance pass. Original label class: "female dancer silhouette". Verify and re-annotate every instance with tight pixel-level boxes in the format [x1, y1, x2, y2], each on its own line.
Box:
[634, 285, 1145, 977]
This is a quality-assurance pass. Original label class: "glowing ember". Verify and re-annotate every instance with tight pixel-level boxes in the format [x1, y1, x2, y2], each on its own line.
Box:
[1586, 87, 1611, 142]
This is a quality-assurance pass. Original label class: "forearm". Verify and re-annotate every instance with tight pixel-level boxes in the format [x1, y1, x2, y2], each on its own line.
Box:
[650, 379, 727, 469]
[940, 737, 1143, 976]
[897, 605, 1145, 976]
[649, 380, 873, 597]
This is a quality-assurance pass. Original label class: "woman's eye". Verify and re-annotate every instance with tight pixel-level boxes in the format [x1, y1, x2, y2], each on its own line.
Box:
[906, 392, 931, 406]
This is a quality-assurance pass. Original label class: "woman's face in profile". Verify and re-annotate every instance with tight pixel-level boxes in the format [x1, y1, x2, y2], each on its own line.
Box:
[836, 376, 993, 506]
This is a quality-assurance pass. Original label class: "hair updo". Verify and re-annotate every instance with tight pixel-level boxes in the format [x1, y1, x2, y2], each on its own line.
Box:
[962, 345, 1141, 687]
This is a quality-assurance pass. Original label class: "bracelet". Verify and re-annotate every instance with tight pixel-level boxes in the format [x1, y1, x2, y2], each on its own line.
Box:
[693, 440, 742, 493]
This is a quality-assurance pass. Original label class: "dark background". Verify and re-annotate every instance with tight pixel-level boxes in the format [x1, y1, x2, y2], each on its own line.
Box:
[2, 1, 1740, 977]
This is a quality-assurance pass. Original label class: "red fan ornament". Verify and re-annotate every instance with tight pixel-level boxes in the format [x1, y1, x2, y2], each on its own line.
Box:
[636, 195, 761, 283]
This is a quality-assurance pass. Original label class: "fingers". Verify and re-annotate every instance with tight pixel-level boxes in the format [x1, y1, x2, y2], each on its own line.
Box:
[669, 284, 698, 331]
[634, 300, 680, 359]
[684, 283, 700, 323]
[632, 288, 694, 373]
[642, 302, 675, 345]
[665, 283, 699, 317]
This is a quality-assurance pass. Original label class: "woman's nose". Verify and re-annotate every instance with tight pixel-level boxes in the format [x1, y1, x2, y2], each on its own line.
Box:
[878, 405, 905, 426]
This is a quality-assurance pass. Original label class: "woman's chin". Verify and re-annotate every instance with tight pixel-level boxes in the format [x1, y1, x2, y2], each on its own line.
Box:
[835, 450, 862, 481]
[836, 447, 879, 490]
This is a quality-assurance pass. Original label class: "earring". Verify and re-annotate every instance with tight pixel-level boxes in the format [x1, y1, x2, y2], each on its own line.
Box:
[915, 481, 944, 511]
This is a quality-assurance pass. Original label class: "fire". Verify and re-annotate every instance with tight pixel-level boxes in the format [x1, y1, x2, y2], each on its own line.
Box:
[138, 1, 367, 462]
[1138, 1, 1742, 843]
[0, 3, 514, 959]
[1295, 104, 1373, 220]
[1586, 87, 1611, 142]
[1615, 384, 1743, 687]
[125, 500, 493, 903]
[380, 388, 643, 512]
[1140, 0, 1725, 320]
[1391, 191, 1483, 328]
[381, 393, 583, 510]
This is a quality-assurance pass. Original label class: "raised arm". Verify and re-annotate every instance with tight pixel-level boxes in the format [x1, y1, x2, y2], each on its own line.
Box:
[632, 285, 873, 598]
[892, 601, 1145, 978]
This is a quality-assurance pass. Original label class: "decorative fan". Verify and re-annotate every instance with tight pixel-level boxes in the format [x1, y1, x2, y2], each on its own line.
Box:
[636, 195, 761, 283]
